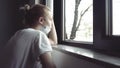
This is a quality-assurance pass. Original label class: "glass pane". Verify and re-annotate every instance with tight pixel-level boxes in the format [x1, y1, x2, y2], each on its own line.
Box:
[64, 0, 93, 42]
[112, 0, 120, 35]
[35, 0, 40, 4]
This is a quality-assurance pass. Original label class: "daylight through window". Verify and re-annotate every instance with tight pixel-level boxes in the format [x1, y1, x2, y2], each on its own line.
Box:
[64, 0, 93, 42]
[112, 0, 120, 35]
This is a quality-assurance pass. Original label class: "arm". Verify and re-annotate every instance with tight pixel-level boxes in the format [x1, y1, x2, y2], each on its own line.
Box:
[39, 52, 56, 68]
[48, 21, 58, 46]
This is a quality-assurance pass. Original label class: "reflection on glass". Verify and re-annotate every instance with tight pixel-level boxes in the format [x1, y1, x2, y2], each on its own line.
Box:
[112, 0, 120, 35]
[64, 0, 93, 42]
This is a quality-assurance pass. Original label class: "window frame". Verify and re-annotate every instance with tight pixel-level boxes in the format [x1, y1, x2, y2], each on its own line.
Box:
[93, 0, 120, 51]
[54, 0, 120, 51]
[54, 0, 93, 49]
[105, 0, 112, 36]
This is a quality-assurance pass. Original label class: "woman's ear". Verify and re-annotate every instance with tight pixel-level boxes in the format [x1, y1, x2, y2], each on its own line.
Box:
[38, 17, 44, 25]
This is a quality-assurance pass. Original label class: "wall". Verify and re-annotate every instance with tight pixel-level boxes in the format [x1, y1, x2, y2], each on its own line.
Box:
[52, 50, 104, 68]
[0, 0, 16, 47]
[0, 0, 29, 47]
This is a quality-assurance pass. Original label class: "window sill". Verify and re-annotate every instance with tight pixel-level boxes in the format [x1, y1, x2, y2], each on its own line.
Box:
[53, 44, 120, 68]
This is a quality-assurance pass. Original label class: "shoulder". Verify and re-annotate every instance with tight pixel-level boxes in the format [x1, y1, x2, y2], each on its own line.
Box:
[13, 28, 43, 39]
[18, 28, 48, 41]
[20, 28, 42, 35]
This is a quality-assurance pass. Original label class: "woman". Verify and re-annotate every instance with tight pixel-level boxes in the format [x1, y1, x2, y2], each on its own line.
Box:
[0, 4, 57, 68]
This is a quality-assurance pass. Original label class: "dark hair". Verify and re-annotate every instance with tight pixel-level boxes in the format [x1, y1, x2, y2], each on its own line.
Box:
[24, 4, 50, 27]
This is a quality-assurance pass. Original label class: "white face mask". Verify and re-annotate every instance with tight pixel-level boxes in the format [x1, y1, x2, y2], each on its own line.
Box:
[40, 25, 51, 35]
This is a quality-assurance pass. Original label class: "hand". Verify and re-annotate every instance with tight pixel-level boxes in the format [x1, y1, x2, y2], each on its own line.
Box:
[48, 21, 58, 46]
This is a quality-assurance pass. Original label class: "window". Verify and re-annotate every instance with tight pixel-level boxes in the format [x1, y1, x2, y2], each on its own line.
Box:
[54, 0, 120, 51]
[106, 0, 120, 36]
[45, 0, 54, 14]
[38, 0, 53, 11]
[112, 0, 120, 35]
[64, 0, 93, 42]
[35, 0, 40, 4]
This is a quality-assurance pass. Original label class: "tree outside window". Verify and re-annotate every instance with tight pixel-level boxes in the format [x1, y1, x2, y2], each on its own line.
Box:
[64, 0, 93, 42]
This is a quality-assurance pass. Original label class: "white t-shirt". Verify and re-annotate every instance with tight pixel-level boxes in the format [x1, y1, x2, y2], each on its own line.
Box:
[0, 28, 52, 68]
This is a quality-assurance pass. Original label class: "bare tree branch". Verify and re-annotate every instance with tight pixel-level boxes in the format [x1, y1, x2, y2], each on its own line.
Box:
[78, 0, 81, 5]
[70, 0, 81, 39]
[75, 4, 92, 32]
[81, 4, 92, 16]
[70, 0, 92, 40]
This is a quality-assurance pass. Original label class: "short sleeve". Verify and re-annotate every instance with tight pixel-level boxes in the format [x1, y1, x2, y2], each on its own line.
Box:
[39, 32, 52, 54]
[32, 31, 52, 60]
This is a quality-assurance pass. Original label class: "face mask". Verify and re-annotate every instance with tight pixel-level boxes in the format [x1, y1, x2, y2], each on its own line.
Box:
[40, 25, 51, 35]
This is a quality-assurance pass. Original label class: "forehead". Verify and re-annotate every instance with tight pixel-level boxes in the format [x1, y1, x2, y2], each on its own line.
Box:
[45, 10, 53, 19]
[45, 9, 53, 16]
